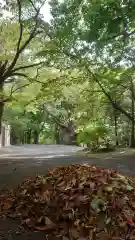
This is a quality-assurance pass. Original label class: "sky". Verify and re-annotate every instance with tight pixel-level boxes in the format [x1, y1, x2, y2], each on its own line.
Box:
[40, 1, 52, 22]
[0, 0, 52, 22]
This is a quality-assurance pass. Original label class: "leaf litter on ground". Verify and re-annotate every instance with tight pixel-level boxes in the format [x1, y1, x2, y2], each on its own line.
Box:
[0, 164, 135, 239]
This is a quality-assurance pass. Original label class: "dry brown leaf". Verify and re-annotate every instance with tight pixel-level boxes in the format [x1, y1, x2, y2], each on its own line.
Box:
[96, 232, 112, 240]
[2, 199, 12, 211]
[72, 178, 76, 186]
[21, 189, 27, 195]
[45, 216, 54, 225]
[78, 195, 89, 202]
[62, 237, 69, 240]
[35, 225, 55, 231]
[69, 227, 79, 238]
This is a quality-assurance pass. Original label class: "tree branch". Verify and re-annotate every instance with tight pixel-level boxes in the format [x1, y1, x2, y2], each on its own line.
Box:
[16, 0, 23, 53]
[3, 0, 42, 79]
[9, 82, 31, 96]
[11, 61, 44, 73]
[60, 48, 135, 122]
[44, 104, 70, 130]
[10, 72, 28, 78]
[28, 0, 39, 12]
[85, 66, 134, 122]
[0, 60, 8, 79]
[29, 0, 46, 14]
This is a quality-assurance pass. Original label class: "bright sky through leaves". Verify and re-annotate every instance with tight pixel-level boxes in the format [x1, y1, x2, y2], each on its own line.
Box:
[0, 0, 52, 22]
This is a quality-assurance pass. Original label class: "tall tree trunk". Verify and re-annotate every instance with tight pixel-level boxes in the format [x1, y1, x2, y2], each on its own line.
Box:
[0, 102, 4, 134]
[33, 130, 39, 144]
[0, 82, 4, 134]
[131, 119, 135, 147]
[130, 80, 135, 147]
[55, 130, 60, 144]
[114, 111, 119, 146]
[10, 127, 18, 145]
[21, 132, 25, 144]
[54, 125, 60, 144]
[27, 129, 31, 144]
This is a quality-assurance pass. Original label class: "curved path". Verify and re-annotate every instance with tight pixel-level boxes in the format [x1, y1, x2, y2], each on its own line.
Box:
[0, 144, 135, 239]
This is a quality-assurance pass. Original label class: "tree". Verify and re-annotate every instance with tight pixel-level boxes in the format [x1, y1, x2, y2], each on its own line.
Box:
[3, 65, 79, 144]
[38, 0, 135, 146]
[3, 0, 135, 150]
[42, 0, 134, 118]
[0, 0, 46, 133]
[49, 0, 135, 65]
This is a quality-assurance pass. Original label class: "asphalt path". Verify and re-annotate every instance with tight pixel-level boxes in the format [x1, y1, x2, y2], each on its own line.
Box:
[0, 145, 135, 190]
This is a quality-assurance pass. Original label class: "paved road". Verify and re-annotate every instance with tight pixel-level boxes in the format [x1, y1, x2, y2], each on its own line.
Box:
[0, 144, 135, 239]
[0, 144, 135, 190]
[0, 144, 85, 189]
[0, 144, 85, 158]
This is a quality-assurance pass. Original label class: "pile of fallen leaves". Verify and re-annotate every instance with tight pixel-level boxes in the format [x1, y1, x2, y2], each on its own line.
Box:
[0, 164, 135, 239]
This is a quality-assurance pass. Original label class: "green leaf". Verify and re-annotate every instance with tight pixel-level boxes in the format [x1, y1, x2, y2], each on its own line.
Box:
[126, 185, 134, 191]
[90, 198, 105, 213]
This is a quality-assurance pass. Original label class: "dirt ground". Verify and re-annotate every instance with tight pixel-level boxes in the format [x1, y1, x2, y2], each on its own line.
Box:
[1, 148, 135, 239]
